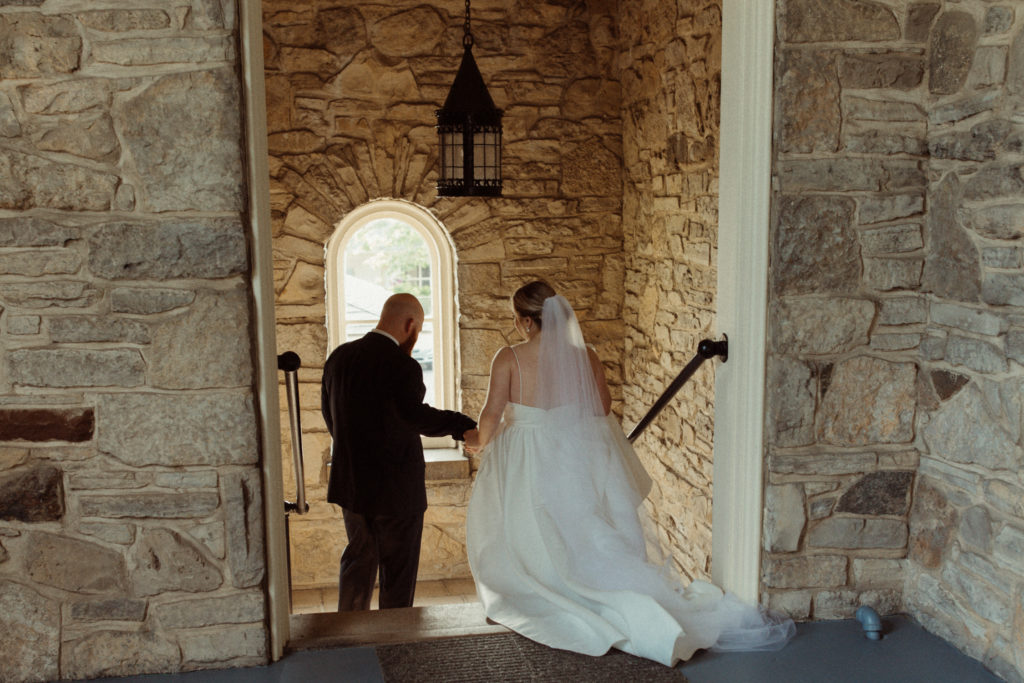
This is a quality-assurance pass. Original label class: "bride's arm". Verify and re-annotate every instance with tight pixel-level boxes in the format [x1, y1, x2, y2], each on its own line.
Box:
[587, 346, 613, 416]
[475, 347, 513, 450]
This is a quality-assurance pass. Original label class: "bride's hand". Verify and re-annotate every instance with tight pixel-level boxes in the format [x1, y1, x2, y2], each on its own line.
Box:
[462, 428, 481, 453]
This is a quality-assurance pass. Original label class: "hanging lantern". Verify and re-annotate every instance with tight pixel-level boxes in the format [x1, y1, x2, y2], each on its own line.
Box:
[436, 0, 502, 197]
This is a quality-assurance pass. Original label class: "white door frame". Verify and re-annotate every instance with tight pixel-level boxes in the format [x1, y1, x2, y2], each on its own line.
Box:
[239, 0, 778, 658]
[238, 0, 290, 660]
[713, 0, 775, 604]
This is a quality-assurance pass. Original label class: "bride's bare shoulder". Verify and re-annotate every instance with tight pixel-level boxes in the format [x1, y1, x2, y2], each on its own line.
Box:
[509, 341, 539, 360]
[491, 345, 515, 365]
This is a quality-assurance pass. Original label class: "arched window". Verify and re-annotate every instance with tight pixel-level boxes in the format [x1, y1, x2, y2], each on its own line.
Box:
[325, 200, 458, 447]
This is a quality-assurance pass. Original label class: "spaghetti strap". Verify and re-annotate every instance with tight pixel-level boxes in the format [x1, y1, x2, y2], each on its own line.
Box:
[509, 346, 523, 404]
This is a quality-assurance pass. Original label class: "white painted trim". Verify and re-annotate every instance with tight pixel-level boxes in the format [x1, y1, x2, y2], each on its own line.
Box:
[325, 200, 459, 430]
[238, 0, 289, 660]
[713, 0, 775, 605]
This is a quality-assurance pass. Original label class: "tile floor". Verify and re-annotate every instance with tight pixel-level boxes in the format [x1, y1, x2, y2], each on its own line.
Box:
[290, 577, 479, 614]
[81, 577, 1006, 682]
[90, 615, 1002, 683]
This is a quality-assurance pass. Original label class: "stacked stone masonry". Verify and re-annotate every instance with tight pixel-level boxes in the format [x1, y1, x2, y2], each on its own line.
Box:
[263, 0, 628, 589]
[618, 0, 722, 583]
[1, 0, 1021, 681]
[0, 1, 268, 681]
[768, 1, 1024, 679]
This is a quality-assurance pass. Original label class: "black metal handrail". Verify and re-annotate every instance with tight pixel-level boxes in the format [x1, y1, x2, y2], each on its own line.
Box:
[278, 351, 308, 515]
[278, 350, 308, 608]
[626, 336, 728, 443]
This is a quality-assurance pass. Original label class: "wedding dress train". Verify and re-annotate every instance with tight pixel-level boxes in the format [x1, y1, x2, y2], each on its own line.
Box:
[467, 403, 793, 666]
[466, 296, 793, 666]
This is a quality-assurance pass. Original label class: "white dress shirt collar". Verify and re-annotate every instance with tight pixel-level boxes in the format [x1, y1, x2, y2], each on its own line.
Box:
[370, 328, 400, 346]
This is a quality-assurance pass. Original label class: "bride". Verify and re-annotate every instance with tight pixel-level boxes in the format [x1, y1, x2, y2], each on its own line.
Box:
[465, 280, 794, 666]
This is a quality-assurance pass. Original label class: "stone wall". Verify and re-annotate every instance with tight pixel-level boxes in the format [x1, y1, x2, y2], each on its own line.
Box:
[908, 4, 1024, 680]
[4, 0, 1017, 680]
[263, 0, 626, 589]
[0, 2, 267, 681]
[618, 0, 722, 583]
[767, 2, 1023, 679]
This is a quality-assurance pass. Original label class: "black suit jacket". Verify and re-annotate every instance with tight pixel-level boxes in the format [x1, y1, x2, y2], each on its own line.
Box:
[321, 331, 476, 517]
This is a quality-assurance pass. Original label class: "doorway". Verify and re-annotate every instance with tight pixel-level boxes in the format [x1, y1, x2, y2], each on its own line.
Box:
[287, 198, 475, 615]
[239, 0, 776, 660]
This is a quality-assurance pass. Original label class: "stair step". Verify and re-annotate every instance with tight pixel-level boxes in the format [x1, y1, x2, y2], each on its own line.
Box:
[288, 602, 508, 651]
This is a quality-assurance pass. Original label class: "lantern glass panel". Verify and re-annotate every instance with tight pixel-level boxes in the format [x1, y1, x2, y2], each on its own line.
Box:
[473, 129, 500, 181]
[473, 131, 484, 173]
[490, 130, 500, 180]
[442, 128, 463, 180]
[440, 130, 448, 179]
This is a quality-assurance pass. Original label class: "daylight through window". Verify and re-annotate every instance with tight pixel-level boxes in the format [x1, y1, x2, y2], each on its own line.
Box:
[342, 219, 436, 399]
[325, 200, 457, 430]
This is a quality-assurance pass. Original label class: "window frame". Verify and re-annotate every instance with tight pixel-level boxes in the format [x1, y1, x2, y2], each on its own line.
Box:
[325, 199, 459, 448]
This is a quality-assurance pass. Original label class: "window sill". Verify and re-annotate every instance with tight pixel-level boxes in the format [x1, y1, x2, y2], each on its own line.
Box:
[425, 447, 470, 480]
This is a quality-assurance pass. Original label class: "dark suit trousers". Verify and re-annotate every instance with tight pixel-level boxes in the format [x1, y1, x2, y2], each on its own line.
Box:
[338, 508, 424, 611]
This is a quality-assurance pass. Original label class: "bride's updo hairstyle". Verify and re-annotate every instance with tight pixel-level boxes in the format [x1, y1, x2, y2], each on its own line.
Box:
[512, 280, 556, 330]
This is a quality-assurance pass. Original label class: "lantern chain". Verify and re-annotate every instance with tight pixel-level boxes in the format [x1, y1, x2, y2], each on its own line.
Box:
[463, 0, 473, 48]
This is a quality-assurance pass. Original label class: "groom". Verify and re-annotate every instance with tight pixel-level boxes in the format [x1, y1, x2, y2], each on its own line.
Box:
[321, 292, 478, 610]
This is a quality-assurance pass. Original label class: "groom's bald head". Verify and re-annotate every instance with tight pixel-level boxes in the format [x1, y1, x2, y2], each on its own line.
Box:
[377, 293, 424, 355]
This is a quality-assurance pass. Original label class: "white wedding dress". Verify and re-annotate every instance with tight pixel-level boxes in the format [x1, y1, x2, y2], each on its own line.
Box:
[466, 296, 794, 666]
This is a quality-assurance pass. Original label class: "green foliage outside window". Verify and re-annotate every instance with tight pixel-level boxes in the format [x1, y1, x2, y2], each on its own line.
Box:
[346, 219, 432, 314]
